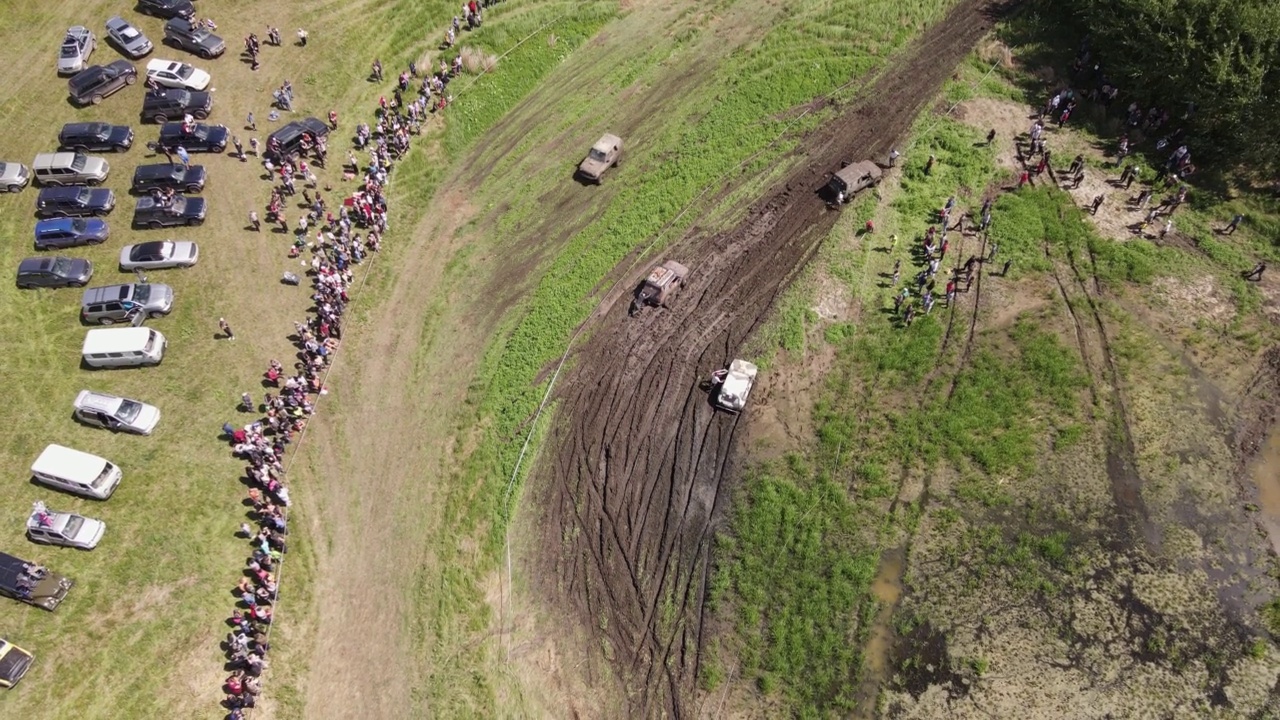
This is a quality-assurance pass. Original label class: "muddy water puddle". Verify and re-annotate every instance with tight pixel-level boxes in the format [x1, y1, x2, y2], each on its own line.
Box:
[855, 546, 906, 718]
[1250, 427, 1280, 555]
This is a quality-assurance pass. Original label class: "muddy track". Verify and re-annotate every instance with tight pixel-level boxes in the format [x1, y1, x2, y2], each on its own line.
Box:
[535, 1, 1009, 715]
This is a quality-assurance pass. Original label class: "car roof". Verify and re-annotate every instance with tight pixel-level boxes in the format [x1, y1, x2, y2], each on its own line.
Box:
[132, 240, 169, 254]
[38, 186, 96, 201]
[147, 59, 183, 72]
[17, 257, 55, 273]
[27, 509, 77, 533]
[61, 122, 108, 134]
[106, 16, 131, 30]
[74, 390, 125, 413]
[36, 217, 77, 232]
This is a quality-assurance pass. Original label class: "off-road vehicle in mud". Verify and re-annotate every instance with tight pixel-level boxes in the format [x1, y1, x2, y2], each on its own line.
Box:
[0, 551, 73, 611]
[826, 160, 882, 203]
[630, 260, 688, 316]
[577, 133, 621, 183]
[710, 359, 757, 413]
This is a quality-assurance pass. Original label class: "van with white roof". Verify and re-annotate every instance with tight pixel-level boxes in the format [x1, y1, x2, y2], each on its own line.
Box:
[30, 444, 122, 500]
[81, 326, 166, 368]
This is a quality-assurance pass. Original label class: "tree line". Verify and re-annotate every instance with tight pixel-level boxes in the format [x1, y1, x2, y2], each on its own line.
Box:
[1067, 0, 1280, 176]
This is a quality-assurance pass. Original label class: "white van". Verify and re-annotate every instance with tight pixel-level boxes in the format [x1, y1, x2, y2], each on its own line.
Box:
[30, 444, 122, 500]
[81, 327, 166, 368]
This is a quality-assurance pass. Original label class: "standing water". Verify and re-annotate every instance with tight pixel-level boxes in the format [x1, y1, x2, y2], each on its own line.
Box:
[1250, 427, 1280, 555]
[855, 546, 906, 718]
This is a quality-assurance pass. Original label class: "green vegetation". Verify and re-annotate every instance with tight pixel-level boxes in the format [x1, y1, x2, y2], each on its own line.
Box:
[1066, 0, 1280, 173]
[717, 461, 879, 713]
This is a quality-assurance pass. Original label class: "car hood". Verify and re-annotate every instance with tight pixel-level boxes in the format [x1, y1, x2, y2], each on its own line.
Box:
[57, 56, 86, 73]
[182, 197, 207, 216]
[83, 218, 110, 236]
[108, 126, 134, 146]
[202, 125, 228, 145]
[87, 189, 114, 205]
[66, 258, 94, 280]
[0, 163, 29, 182]
[132, 405, 161, 434]
[173, 241, 198, 261]
[70, 517, 107, 546]
[579, 157, 608, 176]
[185, 67, 210, 90]
[187, 90, 211, 107]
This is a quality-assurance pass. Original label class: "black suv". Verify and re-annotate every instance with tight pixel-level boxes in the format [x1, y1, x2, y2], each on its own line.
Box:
[67, 60, 137, 106]
[133, 195, 206, 228]
[131, 163, 205, 194]
[58, 123, 134, 153]
[163, 18, 226, 59]
[157, 122, 227, 153]
[137, 0, 195, 20]
[36, 187, 116, 218]
[141, 88, 211, 124]
[266, 117, 330, 160]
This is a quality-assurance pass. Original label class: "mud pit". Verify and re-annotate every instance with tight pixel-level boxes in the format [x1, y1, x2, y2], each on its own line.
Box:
[534, 0, 1009, 714]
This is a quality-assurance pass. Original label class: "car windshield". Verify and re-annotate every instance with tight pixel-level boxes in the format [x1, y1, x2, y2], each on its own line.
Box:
[132, 284, 152, 303]
[91, 462, 114, 489]
[170, 197, 186, 212]
[119, 27, 140, 41]
[60, 43, 79, 58]
[170, 89, 190, 103]
[90, 126, 109, 139]
[70, 155, 86, 171]
[589, 148, 607, 161]
[51, 258, 72, 275]
[177, 65, 193, 79]
[191, 29, 211, 41]
[61, 515, 84, 537]
[115, 399, 142, 423]
[71, 218, 87, 231]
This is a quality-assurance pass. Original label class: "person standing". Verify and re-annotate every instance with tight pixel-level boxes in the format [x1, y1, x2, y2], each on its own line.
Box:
[176, 146, 190, 168]
[246, 112, 256, 131]
[888, 148, 900, 167]
[1161, 218, 1173, 240]
[925, 154, 935, 175]
[891, 259, 901, 286]
[986, 128, 996, 145]
[249, 210, 260, 231]
[1224, 213, 1244, 234]
[219, 317, 236, 340]
[1091, 194, 1105, 215]
[296, 28, 308, 46]
[1018, 169, 1030, 188]
[233, 136, 245, 161]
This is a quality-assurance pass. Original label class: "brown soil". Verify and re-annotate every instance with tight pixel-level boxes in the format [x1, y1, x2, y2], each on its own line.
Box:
[533, 1, 1011, 715]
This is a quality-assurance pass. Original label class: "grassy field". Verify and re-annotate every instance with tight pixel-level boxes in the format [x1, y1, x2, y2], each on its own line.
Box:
[708, 17, 1280, 716]
[0, 0, 572, 716]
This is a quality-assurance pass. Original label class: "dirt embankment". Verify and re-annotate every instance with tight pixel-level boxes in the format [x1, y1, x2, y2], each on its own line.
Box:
[534, 0, 1012, 715]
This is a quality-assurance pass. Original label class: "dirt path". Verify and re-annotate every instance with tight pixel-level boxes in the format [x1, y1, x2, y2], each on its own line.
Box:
[537, 1, 1009, 714]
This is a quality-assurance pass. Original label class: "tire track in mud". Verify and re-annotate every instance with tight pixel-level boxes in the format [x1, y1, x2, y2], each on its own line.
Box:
[535, 1, 1009, 715]
[1045, 236, 1157, 548]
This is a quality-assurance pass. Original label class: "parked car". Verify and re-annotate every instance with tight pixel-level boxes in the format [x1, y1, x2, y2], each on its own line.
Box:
[158, 122, 226, 153]
[136, 0, 195, 20]
[141, 87, 210, 123]
[72, 390, 161, 435]
[105, 16, 153, 59]
[0, 638, 34, 688]
[67, 60, 137, 106]
[81, 282, 173, 325]
[0, 162, 31, 193]
[266, 117, 330, 160]
[132, 195, 205, 228]
[145, 58, 209, 90]
[27, 503, 106, 550]
[163, 18, 225, 59]
[34, 217, 109, 248]
[131, 162, 205, 194]
[119, 240, 199, 270]
[35, 187, 115, 218]
[0, 551, 73, 611]
[16, 257, 93, 289]
[58, 122, 134, 153]
[32, 152, 110, 186]
[57, 26, 96, 75]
